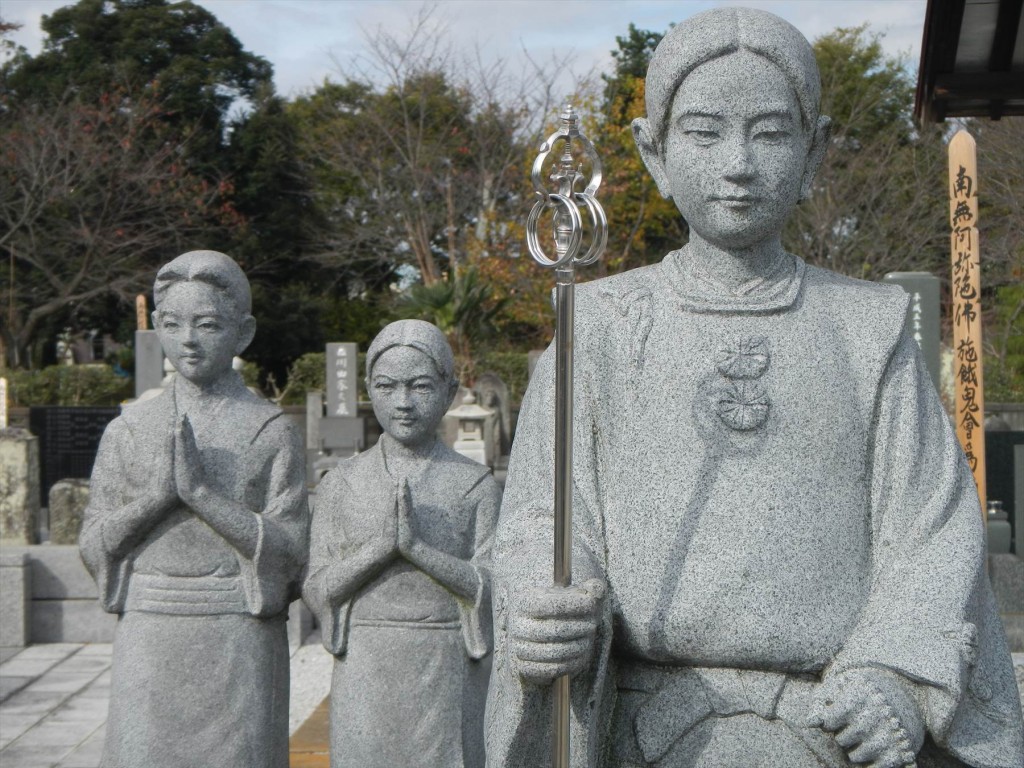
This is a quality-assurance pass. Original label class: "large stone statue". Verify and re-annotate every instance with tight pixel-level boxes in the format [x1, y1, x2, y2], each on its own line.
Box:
[80, 251, 308, 768]
[304, 320, 501, 768]
[485, 9, 1023, 768]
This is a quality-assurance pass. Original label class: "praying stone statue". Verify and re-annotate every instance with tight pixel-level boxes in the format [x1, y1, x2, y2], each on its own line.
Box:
[80, 251, 308, 768]
[485, 9, 1024, 768]
[304, 320, 501, 768]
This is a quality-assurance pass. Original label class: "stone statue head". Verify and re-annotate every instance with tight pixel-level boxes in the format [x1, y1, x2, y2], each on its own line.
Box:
[366, 320, 460, 447]
[151, 250, 256, 385]
[632, 7, 832, 249]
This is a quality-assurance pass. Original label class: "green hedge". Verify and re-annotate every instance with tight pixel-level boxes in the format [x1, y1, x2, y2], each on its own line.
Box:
[6, 365, 133, 407]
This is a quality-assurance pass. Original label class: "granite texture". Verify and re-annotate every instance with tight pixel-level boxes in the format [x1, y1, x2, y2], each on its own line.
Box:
[79, 251, 309, 768]
[485, 8, 1024, 768]
[48, 479, 90, 545]
[304, 320, 501, 768]
[0, 429, 40, 544]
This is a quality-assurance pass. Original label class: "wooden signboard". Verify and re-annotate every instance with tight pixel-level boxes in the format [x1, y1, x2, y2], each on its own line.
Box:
[136, 295, 149, 331]
[948, 130, 986, 513]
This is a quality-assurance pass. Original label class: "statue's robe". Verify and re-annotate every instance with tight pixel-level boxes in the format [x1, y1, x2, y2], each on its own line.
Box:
[485, 251, 1024, 768]
[304, 437, 502, 768]
[80, 374, 308, 768]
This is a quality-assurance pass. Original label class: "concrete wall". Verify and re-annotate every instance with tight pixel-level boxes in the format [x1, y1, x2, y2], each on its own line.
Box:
[0, 545, 315, 646]
[2, 545, 115, 643]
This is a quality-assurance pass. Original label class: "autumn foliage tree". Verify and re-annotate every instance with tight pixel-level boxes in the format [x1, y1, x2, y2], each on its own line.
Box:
[0, 91, 241, 367]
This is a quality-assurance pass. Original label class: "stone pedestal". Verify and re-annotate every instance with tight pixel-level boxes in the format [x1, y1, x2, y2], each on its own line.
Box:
[0, 551, 31, 647]
[0, 428, 40, 544]
[48, 478, 91, 545]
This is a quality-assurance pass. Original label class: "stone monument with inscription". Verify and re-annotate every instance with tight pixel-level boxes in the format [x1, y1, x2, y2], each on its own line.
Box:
[80, 250, 309, 768]
[304, 320, 501, 768]
[486, 8, 1024, 768]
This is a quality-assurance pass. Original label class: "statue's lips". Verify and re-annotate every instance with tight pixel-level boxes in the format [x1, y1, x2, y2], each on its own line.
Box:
[710, 195, 757, 209]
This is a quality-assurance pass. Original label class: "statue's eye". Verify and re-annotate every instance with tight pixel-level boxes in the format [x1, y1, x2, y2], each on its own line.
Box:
[755, 129, 789, 144]
[685, 129, 719, 144]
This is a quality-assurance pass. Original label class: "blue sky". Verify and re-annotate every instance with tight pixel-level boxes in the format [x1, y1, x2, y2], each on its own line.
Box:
[4, 0, 928, 98]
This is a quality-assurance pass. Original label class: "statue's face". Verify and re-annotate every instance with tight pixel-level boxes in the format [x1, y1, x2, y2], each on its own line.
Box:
[661, 50, 809, 249]
[154, 281, 247, 385]
[370, 345, 452, 447]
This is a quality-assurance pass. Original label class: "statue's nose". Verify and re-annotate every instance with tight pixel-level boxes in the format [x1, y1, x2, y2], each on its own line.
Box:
[722, 142, 755, 181]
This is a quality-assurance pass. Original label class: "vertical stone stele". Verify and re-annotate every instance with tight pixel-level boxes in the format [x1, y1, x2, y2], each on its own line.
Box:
[80, 250, 309, 768]
[485, 7, 1024, 768]
[304, 320, 501, 768]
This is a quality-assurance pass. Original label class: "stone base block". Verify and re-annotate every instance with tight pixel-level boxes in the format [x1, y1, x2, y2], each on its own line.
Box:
[31, 599, 117, 644]
[0, 550, 31, 647]
[30, 545, 95, 599]
[289, 599, 316, 649]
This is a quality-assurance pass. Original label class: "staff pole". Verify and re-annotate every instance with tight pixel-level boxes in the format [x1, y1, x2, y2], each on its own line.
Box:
[525, 104, 607, 768]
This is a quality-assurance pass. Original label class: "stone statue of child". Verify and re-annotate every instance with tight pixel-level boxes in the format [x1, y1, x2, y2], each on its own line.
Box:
[303, 320, 501, 768]
[80, 250, 308, 768]
[485, 8, 1023, 768]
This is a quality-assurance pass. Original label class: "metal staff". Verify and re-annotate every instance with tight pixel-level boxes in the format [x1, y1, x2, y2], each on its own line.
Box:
[526, 104, 607, 768]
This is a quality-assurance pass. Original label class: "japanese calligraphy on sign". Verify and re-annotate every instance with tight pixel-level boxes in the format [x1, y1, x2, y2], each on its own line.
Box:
[948, 130, 986, 512]
[326, 342, 359, 417]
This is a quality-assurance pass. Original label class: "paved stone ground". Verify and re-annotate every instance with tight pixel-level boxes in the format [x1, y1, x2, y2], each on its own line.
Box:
[2, 643, 1021, 767]
[0, 635, 333, 768]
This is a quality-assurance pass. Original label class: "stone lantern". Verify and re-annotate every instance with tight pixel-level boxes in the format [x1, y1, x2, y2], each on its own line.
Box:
[451, 391, 492, 466]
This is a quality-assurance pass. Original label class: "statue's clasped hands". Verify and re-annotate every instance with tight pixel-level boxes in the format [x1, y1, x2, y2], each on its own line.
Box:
[377, 478, 418, 561]
[808, 668, 925, 768]
[150, 414, 210, 511]
[508, 579, 606, 685]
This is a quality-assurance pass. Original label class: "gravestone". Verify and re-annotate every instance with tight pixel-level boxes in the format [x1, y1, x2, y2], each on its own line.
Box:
[474, 372, 512, 457]
[881, 272, 941, 394]
[48, 477, 90, 545]
[0, 429, 40, 544]
[134, 329, 163, 398]
[326, 342, 358, 417]
[1, 376, 7, 429]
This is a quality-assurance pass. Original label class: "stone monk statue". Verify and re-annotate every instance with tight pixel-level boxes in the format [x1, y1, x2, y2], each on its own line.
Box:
[485, 8, 1023, 768]
[304, 320, 501, 767]
[80, 250, 308, 768]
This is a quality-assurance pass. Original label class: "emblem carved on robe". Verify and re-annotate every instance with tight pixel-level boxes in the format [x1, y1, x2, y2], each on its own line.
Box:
[709, 337, 772, 431]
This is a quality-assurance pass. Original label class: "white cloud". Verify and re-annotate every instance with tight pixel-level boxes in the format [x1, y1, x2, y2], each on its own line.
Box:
[3, 0, 928, 97]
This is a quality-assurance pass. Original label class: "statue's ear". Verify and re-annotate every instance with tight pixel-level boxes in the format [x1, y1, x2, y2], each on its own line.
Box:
[632, 117, 672, 199]
[801, 115, 832, 202]
[235, 315, 256, 354]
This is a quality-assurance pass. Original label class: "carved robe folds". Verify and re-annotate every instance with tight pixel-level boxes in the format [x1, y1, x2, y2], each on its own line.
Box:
[485, 251, 1024, 768]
